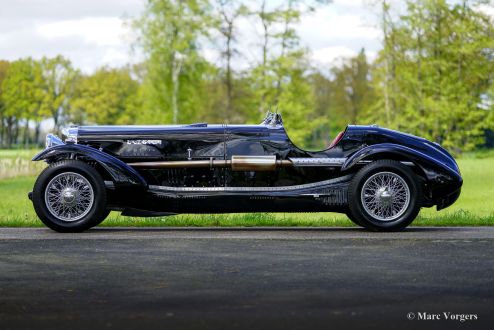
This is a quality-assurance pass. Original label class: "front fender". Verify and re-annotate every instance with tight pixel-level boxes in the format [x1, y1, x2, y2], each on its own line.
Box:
[342, 143, 462, 184]
[33, 144, 147, 188]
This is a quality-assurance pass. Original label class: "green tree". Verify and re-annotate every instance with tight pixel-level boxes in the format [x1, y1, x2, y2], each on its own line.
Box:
[71, 67, 140, 125]
[275, 52, 318, 147]
[213, 0, 248, 122]
[39, 56, 78, 133]
[307, 49, 373, 147]
[330, 49, 372, 126]
[0, 60, 10, 146]
[248, 0, 330, 147]
[135, 0, 211, 124]
[367, 0, 494, 152]
[308, 71, 334, 146]
[1, 58, 43, 147]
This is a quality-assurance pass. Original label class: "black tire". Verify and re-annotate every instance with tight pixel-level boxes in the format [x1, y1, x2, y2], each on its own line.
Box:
[346, 212, 364, 227]
[32, 160, 109, 232]
[94, 209, 111, 227]
[348, 160, 422, 231]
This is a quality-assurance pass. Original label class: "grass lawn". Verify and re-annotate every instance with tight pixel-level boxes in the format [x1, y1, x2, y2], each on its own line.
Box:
[0, 148, 45, 179]
[0, 149, 492, 227]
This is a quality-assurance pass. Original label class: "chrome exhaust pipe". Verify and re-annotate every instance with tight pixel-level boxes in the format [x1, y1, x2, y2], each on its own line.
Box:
[128, 156, 292, 171]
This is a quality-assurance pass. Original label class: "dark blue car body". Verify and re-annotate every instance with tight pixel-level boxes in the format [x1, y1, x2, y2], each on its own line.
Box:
[30, 114, 462, 230]
[32, 113, 461, 219]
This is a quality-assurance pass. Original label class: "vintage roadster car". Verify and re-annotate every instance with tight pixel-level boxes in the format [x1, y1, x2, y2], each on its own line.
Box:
[29, 112, 462, 232]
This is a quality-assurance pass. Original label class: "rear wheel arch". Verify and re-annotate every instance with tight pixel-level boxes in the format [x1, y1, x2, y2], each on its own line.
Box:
[345, 150, 429, 188]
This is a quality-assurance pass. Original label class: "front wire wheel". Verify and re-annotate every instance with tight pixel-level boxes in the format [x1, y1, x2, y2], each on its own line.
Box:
[44, 172, 95, 222]
[32, 160, 109, 232]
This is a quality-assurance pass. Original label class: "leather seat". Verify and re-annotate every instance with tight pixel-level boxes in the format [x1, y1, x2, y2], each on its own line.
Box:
[328, 131, 344, 149]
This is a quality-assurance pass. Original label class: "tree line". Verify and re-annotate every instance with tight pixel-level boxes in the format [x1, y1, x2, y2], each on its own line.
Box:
[0, 0, 493, 152]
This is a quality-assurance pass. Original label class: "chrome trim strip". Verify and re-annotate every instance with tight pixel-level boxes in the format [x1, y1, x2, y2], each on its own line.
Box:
[289, 158, 413, 167]
[148, 175, 353, 193]
[289, 157, 346, 166]
[104, 181, 115, 189]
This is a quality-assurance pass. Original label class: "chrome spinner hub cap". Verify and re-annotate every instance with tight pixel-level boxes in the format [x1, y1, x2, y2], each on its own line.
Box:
[44, 172, 94, 222]
[61, 188, 77, 204]
[361, 171, 410, 221]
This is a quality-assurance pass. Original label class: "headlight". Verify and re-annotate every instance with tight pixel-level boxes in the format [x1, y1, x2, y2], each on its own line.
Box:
[45, 134, 64, 148]
[61, 126, 78, 143]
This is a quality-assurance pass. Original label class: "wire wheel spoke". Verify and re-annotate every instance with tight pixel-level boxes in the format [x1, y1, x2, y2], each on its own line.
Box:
[360, 171, 411, 221]
[44, 172, 94, 222]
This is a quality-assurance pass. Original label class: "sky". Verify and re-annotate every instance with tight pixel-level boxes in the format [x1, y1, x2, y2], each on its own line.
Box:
[0, 0, 387, 73]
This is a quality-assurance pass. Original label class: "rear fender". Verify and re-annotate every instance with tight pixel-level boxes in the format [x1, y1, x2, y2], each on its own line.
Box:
[32, 144, 147, 188]
[342, 143, 462, 183]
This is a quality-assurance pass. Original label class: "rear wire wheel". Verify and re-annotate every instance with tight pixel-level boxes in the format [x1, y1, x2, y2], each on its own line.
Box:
[346, 212, 364, 227]
[348, 160, 422, 231]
